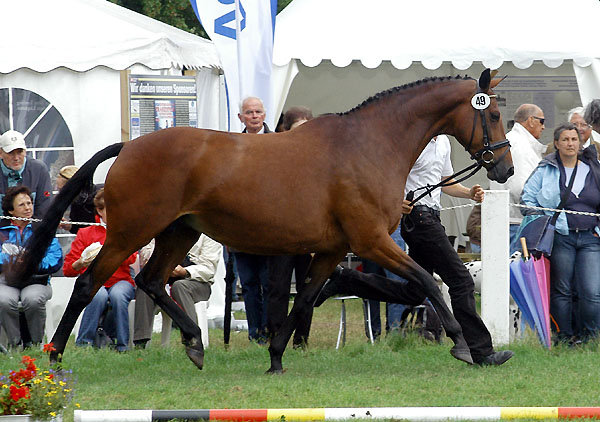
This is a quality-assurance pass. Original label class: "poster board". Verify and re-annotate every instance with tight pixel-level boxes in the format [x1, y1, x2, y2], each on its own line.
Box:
[125, 74, 198, 140]
[493, 75, 581, 146]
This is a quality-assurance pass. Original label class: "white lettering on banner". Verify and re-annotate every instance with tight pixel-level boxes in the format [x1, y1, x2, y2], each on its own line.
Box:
[191, 0, 276, 131]
[214, 0, 245, 40]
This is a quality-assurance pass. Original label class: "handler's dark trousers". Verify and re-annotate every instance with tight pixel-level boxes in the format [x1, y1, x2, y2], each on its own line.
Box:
[267, 254, 313, 346]
[402, 207, 494, 361]
[335, 207, 494, 361]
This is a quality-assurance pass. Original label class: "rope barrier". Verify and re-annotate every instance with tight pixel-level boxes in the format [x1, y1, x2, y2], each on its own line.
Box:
[0, 214, 105, 227]
[438, 202, 600, 217]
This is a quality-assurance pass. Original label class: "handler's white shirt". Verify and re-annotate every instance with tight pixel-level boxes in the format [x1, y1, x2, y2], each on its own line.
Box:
[404, 135, 453, 210]
[489, 122, 546, 224]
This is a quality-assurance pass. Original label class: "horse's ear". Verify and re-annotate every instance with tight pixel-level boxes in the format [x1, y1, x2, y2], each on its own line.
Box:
[478, 68, 491, 91]
[490, 75, 508, 89]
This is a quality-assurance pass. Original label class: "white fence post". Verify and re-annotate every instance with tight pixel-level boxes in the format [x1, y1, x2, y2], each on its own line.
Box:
[480, 190, 510, 345]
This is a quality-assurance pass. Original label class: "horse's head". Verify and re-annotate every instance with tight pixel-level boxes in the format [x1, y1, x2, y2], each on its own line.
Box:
[452, 69, 514, 184]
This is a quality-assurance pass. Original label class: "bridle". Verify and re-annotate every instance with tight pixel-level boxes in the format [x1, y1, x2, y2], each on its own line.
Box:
[406, 83, 511, 206]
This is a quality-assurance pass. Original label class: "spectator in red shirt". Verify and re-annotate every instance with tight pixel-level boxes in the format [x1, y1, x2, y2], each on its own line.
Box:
[63, 188, 137, 352]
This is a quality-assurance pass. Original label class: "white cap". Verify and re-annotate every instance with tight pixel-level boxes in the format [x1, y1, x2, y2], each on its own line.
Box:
[0, 130, 27, 153]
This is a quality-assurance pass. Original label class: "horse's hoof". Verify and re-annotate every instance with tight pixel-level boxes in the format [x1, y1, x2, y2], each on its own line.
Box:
[265, 367, 286, 375]
[450, 345, 473, 365]
[49, 351, 62, 365]
[185, 345, 204, 370]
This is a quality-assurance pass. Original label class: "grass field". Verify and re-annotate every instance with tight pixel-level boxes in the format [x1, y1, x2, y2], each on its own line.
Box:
[2, 297, 600, 422]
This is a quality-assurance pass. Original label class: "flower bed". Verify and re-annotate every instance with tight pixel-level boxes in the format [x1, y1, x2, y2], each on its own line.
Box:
[0, 344, 75, 421]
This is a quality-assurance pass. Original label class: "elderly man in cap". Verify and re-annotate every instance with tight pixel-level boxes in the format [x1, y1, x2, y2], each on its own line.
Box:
[0, 130, 52, 222]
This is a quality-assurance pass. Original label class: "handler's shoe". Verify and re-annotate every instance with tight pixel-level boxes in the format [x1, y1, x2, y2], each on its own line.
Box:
[474, 350, 514, 366]
[313, 266, 344, 307]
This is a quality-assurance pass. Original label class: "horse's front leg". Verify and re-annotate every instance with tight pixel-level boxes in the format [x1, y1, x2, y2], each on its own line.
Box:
[49, 268, 102, 365]
[267, 251, 346, 374]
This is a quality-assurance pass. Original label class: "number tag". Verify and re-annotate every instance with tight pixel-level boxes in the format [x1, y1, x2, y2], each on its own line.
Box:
[471, 93, 491, 110]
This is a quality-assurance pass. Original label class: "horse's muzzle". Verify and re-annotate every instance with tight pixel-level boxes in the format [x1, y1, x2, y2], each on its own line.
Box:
[489, 164, 514, 184]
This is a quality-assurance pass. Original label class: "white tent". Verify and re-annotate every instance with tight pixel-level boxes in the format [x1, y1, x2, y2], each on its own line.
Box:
[272, 0, 600, 246]
[0, 0, 223, 182]
[273, 0, 600, 142]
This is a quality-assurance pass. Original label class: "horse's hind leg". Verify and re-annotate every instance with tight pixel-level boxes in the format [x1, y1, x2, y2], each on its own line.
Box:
[135, 218, 205, 369]
[268, 251, 346, 374]
[355, 234, 472, 364]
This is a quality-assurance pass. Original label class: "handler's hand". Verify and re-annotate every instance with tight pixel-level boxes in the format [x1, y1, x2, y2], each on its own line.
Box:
[470, 184, 484, 203]
[402, 199, 413, 215]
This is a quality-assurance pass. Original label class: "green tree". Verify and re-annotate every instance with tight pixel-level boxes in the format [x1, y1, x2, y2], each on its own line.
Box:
[110, 0, 294, 39]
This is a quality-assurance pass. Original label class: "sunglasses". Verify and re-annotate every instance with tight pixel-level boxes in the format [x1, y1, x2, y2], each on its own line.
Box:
[531, 116, 545, 125]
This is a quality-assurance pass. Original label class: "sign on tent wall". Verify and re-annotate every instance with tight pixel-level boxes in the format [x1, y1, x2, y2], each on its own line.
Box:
[121, 72, 200, 141]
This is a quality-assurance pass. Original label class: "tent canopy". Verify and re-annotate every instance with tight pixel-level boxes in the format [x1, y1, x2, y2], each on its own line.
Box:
[274, 0, 600, 71]
[0, 0, 221, 73]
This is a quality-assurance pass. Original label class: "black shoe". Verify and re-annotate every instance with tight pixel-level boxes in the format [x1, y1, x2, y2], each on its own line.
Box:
[313, 266, 344, 307]
[474, 350, 514, 366]
[134, 339, 149, 350]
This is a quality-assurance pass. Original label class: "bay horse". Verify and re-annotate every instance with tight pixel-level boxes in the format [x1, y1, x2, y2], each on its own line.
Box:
[12, 69, 512, 373]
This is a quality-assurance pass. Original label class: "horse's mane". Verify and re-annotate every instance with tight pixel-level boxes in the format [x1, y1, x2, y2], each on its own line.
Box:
[338, 75, 473, 116]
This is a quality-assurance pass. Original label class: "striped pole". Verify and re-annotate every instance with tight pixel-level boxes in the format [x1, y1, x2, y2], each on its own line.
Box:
[74, 407, 600, 422]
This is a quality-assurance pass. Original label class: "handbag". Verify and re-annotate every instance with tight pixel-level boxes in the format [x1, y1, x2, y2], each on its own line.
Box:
[520, 161, 577, 258]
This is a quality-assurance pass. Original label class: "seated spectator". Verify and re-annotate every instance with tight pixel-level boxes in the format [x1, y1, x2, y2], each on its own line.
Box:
[520, 122, 600, 344]
[0, 186, 62, 349]
[63, 188, 137, 352]
[133, 234, 222, 349]
[56, 165, 102, 234]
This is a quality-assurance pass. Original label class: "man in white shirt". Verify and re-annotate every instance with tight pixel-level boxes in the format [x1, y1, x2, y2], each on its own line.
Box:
[489, 104, 547, 252]
[316, 136, 513, 366]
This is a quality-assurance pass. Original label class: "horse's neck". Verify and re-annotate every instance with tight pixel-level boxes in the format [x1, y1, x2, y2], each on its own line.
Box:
[357, 81, 469, 166]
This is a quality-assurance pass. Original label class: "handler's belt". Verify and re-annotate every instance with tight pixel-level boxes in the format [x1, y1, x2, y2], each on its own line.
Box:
[412, 205, 440, 219]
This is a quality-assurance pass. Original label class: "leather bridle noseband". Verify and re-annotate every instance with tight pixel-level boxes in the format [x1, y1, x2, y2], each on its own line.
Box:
[406, 84, 511, 207]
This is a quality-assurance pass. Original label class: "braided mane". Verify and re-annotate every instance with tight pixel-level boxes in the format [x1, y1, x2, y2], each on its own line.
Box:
[339, 75, 473, 116]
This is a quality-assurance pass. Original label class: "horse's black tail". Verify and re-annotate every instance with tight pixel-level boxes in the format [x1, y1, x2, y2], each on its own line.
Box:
[9, 143, 124, 284]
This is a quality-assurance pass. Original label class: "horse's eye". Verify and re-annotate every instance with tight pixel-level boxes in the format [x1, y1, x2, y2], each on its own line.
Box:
[490, 112, 500, 122]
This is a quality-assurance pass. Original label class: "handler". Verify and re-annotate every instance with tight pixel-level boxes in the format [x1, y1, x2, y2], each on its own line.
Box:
[316, 135, 513, 366]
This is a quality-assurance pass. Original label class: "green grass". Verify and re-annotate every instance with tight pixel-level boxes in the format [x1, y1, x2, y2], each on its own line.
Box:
[3, 298, 600, 422]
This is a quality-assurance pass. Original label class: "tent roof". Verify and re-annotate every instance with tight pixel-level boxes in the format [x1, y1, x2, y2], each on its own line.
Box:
[274, 0, 600, 70]
[1, 0, 221, 73]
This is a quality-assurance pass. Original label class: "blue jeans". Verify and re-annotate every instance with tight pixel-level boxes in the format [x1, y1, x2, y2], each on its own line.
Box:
[234, 252, 269, 342]
[550, 231, 600, 342]
[76, 280, 135, 351]
[383, 226, 408, 330]
[509, 224, 521, 255]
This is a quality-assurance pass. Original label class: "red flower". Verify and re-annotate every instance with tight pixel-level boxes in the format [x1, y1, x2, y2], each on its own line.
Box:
[43, 343, 56, 353]
[9, 385, 30, 401]
[22, 356, 37, 373]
